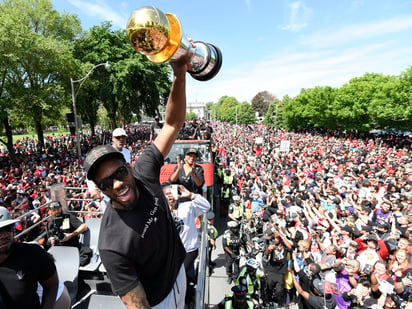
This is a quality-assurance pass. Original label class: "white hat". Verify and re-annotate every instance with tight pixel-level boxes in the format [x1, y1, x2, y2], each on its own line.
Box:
[112, 128, 127, 137]
[233, 195, 240, 201]
[0, 207, 18, 229]
[227, 221, 239, 228]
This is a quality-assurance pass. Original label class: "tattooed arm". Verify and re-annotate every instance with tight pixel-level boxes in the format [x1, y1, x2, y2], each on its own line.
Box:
[120, 281, 151, 309]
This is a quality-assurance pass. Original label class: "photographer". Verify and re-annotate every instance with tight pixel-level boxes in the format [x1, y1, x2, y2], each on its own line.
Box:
[41, 201, 87, 249]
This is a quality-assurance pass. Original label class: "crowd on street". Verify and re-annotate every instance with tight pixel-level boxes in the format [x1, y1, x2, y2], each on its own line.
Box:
[0, 120, 411, 308]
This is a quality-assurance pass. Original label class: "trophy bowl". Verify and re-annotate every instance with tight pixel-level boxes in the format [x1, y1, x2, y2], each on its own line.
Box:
[126, 6, 222, 81]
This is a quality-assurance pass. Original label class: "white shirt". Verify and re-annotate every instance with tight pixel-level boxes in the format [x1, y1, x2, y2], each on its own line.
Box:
[121, 147, 131, 164]
[174, 194, 210, 252]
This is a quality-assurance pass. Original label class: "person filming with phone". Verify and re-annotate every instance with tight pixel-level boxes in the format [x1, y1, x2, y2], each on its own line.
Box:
[161, 182, 210, 305]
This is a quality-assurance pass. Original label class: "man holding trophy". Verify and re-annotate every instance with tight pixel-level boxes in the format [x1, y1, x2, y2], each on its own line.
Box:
[84, 7, 222, 309]
[85, 56, 190, 309]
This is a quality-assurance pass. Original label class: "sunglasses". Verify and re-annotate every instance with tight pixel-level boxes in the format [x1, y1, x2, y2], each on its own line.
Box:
[96, 164, 129, 191]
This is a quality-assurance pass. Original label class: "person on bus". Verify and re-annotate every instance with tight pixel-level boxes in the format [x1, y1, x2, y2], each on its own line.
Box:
[83, 54, 190, 308]
[40, 201, 88, 251]
[0, 206, 59, 309]
[169, 148, 205, 196]
[161, 182, 210, 305]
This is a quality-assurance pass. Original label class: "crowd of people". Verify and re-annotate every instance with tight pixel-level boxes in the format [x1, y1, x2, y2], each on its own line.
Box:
[0, 109, 411, 308]
[211, 124, 411, 308]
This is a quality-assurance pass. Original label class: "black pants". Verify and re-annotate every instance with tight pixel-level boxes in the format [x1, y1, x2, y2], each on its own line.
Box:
[184, 249, 199, 284]
[225, 252, 240, 280]
[265, 271, 286, 305]
[184, 249, 199, 305]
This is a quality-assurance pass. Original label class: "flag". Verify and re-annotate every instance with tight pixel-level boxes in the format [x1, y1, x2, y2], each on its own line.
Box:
[323, 281, 339, 295]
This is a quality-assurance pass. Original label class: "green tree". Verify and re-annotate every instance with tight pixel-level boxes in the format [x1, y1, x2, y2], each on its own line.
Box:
[333, 73, 392, 131]
[283, 91, 309, 130]
[263, 98, 281, 127]
[0, 0, 81, 153]
[215, 96, 239, 122]
[186, 111, 197, 120]
[368, 67, 411, 130]
[73, 22, 171, 132]
[0, 9, 22, 160]
[291, 86, 337, 129]
[237, 102, 255, 124]
[251, 91, 275, 117]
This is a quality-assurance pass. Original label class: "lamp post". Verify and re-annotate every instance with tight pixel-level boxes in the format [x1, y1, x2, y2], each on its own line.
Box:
[70, 61, 110, 158]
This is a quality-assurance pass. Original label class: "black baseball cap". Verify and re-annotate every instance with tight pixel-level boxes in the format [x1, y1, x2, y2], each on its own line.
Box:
[367, 234, 378, 242]
[49, 201, 61, 209]
[84, 145, 125, 180]
[185, 148, 198, 156]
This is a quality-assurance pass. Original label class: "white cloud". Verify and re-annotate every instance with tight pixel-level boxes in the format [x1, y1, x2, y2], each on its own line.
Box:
[280, 1, 312, 32]
[301, 16, 412, 48]
[68, 0, 127, 28]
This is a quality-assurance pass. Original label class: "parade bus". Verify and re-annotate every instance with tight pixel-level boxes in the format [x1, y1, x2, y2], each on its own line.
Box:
[160, 139, 214, 203]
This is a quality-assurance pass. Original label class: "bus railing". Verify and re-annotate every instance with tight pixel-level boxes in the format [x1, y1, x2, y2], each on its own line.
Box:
[196, 212, 209, 309]
[13, 184, 210, 308]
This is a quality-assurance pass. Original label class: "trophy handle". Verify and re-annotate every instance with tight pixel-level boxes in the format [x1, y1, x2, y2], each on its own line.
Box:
[188, 42, 222, 81]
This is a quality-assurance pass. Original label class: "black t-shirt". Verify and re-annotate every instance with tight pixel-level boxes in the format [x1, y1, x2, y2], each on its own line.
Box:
[46, 213, 83, 248]
[264, 243, 290, 274]
[98, 144, 186, 306]
[0, 243, 56, 309]
[170, 164, 205, 194]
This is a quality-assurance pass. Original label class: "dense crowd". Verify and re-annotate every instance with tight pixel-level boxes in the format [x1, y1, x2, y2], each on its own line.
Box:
[0, 120, 411, 308]
[211, 123, 411, 308]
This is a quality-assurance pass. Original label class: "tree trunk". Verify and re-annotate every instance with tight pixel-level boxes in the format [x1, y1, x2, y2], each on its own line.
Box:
[1, 116, 16, 162]
[35, 120, 44, 150]
[90, 120, 96, 136]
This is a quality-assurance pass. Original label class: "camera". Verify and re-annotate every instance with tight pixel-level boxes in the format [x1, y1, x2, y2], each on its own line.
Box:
[54, 230, 65, 242]
[50, 217, 65, 242]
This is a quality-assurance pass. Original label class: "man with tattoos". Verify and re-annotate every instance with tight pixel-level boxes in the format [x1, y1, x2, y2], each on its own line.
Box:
[83, 54, 192, 309]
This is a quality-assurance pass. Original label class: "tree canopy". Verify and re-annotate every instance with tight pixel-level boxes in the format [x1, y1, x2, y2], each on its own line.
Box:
[0, 0, 81, 155]
[1, 0, 410, 160]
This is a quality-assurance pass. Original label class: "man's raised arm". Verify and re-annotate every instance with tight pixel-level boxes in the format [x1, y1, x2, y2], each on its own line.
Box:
[154, 54, 192, 157]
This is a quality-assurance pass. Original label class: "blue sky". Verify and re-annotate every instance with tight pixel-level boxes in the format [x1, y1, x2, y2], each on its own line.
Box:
[54, 0, 412, 104]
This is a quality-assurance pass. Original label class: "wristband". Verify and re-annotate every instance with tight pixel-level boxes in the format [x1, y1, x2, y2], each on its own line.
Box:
[396, 276, 403, 283]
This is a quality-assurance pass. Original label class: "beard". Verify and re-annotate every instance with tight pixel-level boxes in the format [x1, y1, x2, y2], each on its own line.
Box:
[110, 183, 139, 210]
[112, 193, 138, 210]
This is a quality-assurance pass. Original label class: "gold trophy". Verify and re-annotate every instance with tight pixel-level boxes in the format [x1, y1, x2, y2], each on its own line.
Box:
[126, 6, 222, 81]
